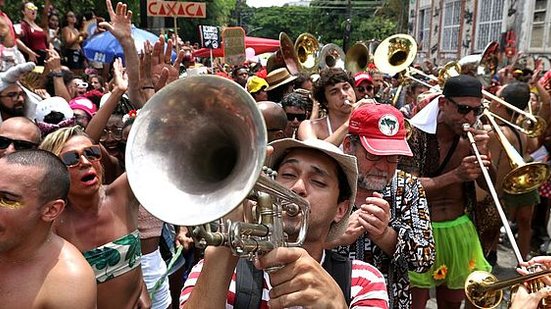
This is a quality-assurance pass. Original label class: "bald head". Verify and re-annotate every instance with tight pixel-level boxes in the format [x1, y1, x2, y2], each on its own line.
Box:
[257, 101, 288, 142]
[0, 117, 41, 158]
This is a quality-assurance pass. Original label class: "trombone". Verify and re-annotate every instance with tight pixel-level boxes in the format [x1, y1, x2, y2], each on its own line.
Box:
[464, 115, 550, 308]
[373, 34, 546, 137]
[466, 268, 551, 309]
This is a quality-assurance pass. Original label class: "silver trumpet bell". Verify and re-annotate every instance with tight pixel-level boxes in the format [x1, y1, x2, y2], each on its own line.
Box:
[125, 76, 309, 258]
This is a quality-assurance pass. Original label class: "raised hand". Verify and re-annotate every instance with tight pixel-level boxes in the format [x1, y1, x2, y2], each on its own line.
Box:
[100, 0, 133, 41]
[112, 58, 128, 92]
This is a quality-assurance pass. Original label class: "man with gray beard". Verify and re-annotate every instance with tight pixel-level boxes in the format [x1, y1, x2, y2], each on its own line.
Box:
[328, 103, 435, 309]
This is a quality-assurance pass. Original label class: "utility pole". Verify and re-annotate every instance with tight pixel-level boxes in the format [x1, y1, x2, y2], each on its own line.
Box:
[343, 0, 352, 51]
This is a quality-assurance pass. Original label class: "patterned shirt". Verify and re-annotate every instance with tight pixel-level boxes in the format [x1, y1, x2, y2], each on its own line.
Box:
[335, 170, 435, 309]
[179, 257, 389, 308]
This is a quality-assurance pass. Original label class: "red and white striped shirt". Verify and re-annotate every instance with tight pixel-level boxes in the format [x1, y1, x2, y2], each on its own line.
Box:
[180, 258, 389, 309]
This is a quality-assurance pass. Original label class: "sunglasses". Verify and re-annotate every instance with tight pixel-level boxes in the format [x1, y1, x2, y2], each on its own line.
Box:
[0, 136, 37, 150]
[357, 85, 373, 93]
[60, 145, 102, 167]
[100, 127, 123, 141]
[446, 97, 484, 116]
[286, 113, 307, 122]
[77, 82, 89, 88]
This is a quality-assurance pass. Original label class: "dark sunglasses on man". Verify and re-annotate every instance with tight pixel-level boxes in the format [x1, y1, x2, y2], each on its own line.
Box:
[357, 85, 374, 93]
[446, 96, 485, 117]
[286, 113, 307, 122]
[0, 136, 38, 150]
[60, 145, 102, 167]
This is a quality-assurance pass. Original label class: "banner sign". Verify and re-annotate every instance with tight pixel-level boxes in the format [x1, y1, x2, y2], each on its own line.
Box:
[222, 27, 246, 66]
[199, 25, 220, 49]
[147, 1, 206, 18]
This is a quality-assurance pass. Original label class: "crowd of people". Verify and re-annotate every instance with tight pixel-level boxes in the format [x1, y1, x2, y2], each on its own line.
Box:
[2, 0, 551, 308]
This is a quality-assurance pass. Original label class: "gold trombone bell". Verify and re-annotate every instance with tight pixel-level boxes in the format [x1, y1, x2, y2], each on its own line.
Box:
[466, 269, 551, 309]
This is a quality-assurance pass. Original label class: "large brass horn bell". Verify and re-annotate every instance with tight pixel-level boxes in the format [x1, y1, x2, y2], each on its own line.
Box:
[373, 34, 418, 76]
[294, 33, 320, 73]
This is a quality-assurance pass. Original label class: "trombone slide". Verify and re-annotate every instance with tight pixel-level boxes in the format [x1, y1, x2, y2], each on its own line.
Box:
[463, 124, 524, 264]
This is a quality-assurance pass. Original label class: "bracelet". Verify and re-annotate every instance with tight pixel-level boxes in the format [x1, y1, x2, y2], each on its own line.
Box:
[51, 71, 63, 78]
[142, 86, 155, 90]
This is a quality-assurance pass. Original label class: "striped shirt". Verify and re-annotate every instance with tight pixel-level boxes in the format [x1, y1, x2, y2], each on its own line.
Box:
[179, 258, 389, 308]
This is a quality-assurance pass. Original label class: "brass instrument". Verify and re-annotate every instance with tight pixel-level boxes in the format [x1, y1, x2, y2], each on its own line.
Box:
[266, 32, 301, 75]
[125, 75, 310, 258]
[481, 110, 550, 194]
[345, 42, 369, 75]
[458, 41, 499, 87]
[466, 268, 551, 309]
[294, 33, 320, 74]
[464, 119, 550, 308]
[373, 34, 417, 76]
[319, 43, 346, 70]
[375, 35, 544, 137]
[515, 54, 536, 71]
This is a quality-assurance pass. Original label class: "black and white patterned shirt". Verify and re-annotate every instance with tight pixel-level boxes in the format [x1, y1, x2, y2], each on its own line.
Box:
[335, 170, 435, 309]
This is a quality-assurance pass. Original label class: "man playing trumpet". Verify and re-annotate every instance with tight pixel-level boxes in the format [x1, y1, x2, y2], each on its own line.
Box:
[179, 139, 389, 308]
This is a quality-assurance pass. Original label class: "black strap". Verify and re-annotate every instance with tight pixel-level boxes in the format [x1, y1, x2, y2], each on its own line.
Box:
[235, 251, 352, 308]
[432, 134, 460, 176]
[322, 250, 352, 306]
[234, 259, 264, 309]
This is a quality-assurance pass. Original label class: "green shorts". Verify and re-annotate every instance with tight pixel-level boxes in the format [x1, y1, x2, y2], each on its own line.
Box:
[408, 215, 491, 289]
[503, 189, 540, 208]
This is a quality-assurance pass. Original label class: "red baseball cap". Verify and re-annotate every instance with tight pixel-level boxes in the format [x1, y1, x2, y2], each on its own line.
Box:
[353, 72, 373, 87]
[348, 103, 412, 156]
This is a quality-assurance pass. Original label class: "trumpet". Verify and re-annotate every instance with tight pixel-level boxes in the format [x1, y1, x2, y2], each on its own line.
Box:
[466, 268, 551, 308]
[125, 75, 310, 258]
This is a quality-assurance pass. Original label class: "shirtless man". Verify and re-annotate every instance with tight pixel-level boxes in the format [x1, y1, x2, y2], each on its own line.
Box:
[297, 67, 357, 146]
[0, 149, 96, 308]
[400, 75, 493, 309]
[0, 116, 41, 158]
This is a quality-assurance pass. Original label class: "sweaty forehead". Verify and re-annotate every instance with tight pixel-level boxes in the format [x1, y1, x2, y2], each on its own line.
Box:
[0, 120, 39, 142]
[61, 135, 94, 153]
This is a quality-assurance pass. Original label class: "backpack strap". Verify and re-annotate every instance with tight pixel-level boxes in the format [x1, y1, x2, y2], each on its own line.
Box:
[322, 250, 352, 306]
[234, 258, 264, 309]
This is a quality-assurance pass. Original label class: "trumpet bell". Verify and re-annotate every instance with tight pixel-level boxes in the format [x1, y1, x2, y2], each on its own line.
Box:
[465, 271, 503, 309]
[503, 162, 550, 194]
[374, 34, 417, 75]
[126, 76, 267, 226]
[319, 43, 345, 70]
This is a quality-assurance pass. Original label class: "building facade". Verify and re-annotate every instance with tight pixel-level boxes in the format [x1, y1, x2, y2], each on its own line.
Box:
[408, 0, 551, 65]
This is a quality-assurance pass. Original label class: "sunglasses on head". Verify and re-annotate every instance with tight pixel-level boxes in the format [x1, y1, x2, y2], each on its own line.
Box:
[446, 97, 484, 116]
[60, 145, 102, 167]
[357, 85, 373, 93]
[0, 136, 37, 151]
[286, 113, 307, 122]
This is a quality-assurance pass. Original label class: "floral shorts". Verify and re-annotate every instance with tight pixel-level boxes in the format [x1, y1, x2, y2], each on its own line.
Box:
[408, 215, 491, 289]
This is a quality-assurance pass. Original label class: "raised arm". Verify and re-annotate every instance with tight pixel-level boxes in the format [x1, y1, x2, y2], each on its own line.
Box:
[100, 0, 143, 108]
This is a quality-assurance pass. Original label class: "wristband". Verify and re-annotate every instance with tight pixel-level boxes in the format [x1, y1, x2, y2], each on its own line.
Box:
[142, 86, 155, 90]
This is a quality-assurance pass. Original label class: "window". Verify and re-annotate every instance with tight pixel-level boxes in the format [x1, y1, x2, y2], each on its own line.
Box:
[530, 0, 551, 49]
[441, 0, 461, 51]
[418, 8, 431, 51]
[475, 0, 504, 51]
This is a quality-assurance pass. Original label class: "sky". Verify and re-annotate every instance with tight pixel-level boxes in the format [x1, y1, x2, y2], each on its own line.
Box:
[246, 0, 292, 8]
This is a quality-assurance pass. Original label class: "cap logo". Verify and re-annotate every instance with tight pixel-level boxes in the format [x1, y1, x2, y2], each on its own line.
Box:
[378, 114, 399, 136]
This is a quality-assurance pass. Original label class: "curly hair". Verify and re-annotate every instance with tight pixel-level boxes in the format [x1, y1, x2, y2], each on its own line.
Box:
[312, 68, 354, 107]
